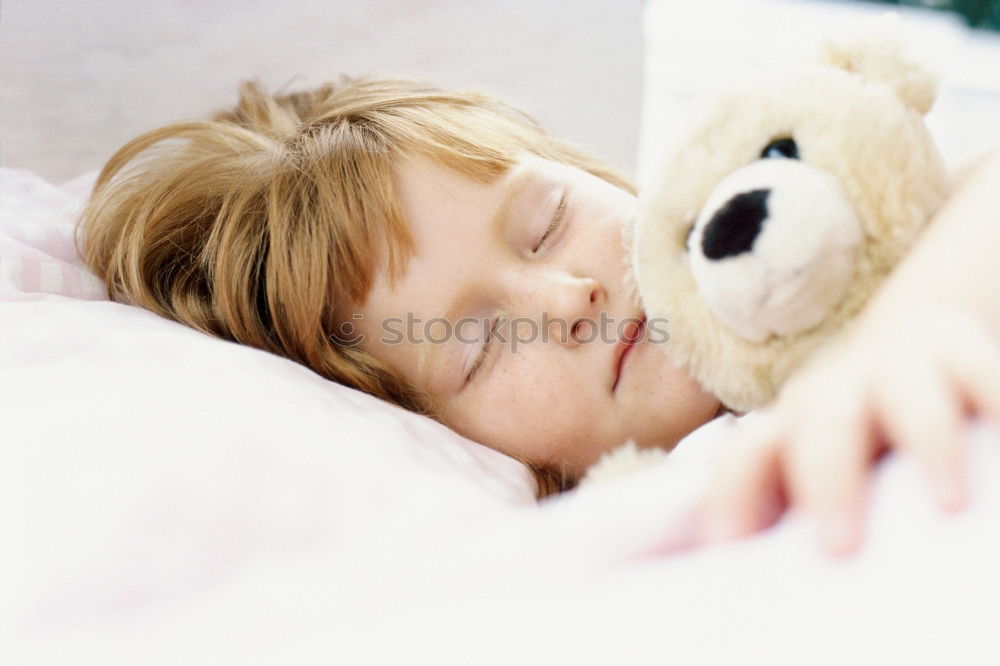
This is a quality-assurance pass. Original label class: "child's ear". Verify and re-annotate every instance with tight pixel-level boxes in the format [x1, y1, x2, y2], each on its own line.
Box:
[818, 14, 939, 116]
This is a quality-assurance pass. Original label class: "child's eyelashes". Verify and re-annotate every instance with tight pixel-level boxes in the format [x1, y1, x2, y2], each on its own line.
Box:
[532, 192, 568, 254]
[465, 316, 498, 384]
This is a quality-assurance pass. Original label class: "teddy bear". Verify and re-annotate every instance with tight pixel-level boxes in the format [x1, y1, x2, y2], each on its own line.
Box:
[629, 26, 951, 415]
[581, 26, 952, 486]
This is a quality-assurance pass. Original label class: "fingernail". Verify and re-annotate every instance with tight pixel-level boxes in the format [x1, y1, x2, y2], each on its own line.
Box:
[815, 514, 859, 557]
[932, 470, 968, 512]
[703, 516, 741, 544]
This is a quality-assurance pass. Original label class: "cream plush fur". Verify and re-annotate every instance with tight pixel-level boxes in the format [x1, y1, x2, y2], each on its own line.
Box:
[630, 28, 950, 414]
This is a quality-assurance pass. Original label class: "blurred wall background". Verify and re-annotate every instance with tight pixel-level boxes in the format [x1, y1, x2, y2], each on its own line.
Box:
[3, 0, 998, 186]
[638, 0, 1000, 182]
[0, 1, 643, 183]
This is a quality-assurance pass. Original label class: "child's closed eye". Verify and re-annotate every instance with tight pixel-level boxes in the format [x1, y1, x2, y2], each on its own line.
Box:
[466, 316, 498, 383]
[533, 192, 568, 253]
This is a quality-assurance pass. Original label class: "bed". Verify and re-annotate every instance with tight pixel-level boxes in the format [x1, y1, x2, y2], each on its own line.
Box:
[4, 1, 1000, 663]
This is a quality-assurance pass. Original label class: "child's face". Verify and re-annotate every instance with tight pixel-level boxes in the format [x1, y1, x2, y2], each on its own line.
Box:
[351, 153, 720, 478]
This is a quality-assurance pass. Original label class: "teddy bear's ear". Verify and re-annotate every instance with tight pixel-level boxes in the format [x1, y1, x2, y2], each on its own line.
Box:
[818, 15, 939, 115]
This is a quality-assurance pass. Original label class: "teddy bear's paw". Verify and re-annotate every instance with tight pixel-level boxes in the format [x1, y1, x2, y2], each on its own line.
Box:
[579, 440, 670, 487]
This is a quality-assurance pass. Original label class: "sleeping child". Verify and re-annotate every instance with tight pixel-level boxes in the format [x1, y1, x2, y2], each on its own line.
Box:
[77, 77, 1000, 555]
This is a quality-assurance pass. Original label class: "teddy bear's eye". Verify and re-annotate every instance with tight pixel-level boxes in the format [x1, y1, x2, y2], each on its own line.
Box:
[761, 138, 799, 160]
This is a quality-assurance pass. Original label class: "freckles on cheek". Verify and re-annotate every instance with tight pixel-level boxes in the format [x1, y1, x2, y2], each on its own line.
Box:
[512, 376, 598, 452]
[479, 368, 552, 438]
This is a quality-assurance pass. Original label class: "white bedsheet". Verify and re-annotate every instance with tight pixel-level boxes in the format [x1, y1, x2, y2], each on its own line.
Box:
[5, 368, 999, 665]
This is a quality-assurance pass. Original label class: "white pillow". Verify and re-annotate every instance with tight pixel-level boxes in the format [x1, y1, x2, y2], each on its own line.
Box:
[1, 168, 538, 625]
[0, 167, 535, 498]
[0, 169, 106, 301]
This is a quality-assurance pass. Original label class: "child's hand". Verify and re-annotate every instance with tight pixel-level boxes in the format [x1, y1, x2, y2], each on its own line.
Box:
[703, 305, 1000, 555]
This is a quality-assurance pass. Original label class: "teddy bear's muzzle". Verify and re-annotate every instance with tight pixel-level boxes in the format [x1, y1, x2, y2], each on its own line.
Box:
[689, 159, 863, 343]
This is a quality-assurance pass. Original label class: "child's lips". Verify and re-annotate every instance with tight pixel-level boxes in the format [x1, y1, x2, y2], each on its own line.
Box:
[613, 315, 646, 392]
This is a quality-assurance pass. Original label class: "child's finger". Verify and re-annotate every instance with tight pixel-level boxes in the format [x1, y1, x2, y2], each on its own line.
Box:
[784, 398, 871, 556]
[948, 328, 1000, 426]
[877, 361, 967, 511]
[702, 420, 782, 543]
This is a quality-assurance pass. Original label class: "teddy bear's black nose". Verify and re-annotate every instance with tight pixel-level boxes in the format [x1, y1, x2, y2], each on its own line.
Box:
[701, 189, 770, 260]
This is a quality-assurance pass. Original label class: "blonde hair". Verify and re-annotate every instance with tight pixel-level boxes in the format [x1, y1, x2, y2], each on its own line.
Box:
[78, 77, 634, 496]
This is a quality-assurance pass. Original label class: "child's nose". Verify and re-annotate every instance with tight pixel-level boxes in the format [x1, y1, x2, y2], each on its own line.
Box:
[533, 275, 606, 346]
